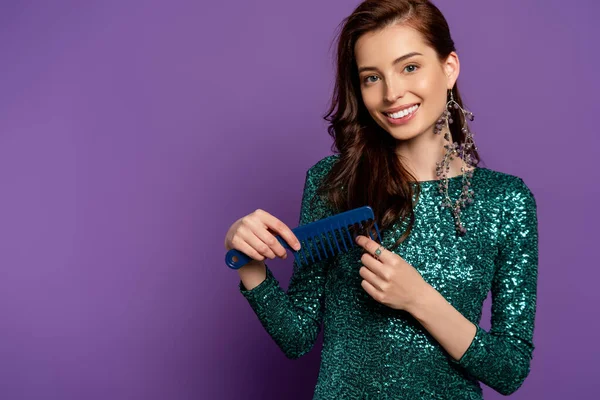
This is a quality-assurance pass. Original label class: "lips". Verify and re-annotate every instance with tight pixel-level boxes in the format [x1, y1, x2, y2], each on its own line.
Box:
[383, 103, 420, 115]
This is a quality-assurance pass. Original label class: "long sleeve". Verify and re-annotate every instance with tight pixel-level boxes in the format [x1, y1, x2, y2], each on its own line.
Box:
[457, 177, 539, 395]
[238, 166, 332, 359]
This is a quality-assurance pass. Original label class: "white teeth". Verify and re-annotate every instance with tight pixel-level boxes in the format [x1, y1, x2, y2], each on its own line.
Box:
[386, 104, 419, 119]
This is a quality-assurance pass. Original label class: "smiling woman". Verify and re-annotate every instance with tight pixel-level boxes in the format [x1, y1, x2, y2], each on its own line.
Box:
[319, 3, 479, 242]
[226, 1, 539, 399]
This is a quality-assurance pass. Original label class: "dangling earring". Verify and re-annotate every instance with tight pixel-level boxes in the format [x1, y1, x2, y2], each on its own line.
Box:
[433, 88, 478, 236]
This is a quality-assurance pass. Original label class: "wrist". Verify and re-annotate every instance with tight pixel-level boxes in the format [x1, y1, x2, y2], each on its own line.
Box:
[238, 260, 267, 291]
[406, 281, 437, 320]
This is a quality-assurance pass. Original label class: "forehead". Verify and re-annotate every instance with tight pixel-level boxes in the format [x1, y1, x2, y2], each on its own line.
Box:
[355, 24, 434, 66]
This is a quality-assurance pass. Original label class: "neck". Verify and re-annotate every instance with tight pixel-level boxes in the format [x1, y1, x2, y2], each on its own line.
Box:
[395, 128, 465, 181]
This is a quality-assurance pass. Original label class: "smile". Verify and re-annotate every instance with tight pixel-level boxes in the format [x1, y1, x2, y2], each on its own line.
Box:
[383, 104, 420, 125]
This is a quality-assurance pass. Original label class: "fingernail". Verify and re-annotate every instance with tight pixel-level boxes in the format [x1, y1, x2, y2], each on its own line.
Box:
[294, 243, 301, 251]
[283, 253, 288, 259]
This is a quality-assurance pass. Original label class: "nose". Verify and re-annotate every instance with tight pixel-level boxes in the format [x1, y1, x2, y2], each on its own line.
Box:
[384, 78, 404, 103]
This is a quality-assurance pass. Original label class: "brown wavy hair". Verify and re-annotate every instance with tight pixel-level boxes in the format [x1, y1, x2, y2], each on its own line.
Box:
[317, 0, 481, 250]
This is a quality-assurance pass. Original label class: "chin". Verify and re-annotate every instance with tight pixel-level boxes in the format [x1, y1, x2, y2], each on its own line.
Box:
[378, 120, 426, 142]
[389, 130, 423, 142]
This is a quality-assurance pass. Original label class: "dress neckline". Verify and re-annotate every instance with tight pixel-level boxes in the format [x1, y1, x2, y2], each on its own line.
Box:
[411, 167, 481, 185]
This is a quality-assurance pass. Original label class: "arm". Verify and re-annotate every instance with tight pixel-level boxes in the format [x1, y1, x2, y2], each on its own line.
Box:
[409, 178, 538, 395]
[238, 167, 331, 359]
[408, 285, 477, 363]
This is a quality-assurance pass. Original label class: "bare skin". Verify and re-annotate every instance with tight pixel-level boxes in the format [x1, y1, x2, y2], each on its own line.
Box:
[224, 209, 300, 290]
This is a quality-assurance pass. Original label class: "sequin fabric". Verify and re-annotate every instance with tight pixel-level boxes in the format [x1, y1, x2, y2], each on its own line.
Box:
[239, 154, 538, 399]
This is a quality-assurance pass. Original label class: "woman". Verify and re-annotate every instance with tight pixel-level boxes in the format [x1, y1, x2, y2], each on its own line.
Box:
[223, 0, 538, 398]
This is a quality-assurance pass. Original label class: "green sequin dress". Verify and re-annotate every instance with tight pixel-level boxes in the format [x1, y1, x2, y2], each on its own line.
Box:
[239, 154, 538, 399]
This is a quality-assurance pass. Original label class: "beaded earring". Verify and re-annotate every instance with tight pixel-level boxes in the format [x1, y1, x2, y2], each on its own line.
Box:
[433, 89, 478, 236]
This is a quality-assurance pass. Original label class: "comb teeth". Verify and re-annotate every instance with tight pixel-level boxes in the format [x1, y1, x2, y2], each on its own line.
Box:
[294, 216, 381, 267]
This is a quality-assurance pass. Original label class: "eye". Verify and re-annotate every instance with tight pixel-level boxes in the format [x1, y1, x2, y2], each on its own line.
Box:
[404, 64, 419, 73]
[363, 75, 379, 84]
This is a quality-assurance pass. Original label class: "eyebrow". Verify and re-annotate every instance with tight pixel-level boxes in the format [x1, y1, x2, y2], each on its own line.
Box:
[357, 52, 423, 74]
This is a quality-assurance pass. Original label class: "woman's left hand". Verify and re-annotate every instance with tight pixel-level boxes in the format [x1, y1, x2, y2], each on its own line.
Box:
[355, 235, 430, 312]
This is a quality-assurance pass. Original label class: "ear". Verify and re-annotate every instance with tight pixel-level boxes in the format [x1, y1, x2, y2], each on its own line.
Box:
[443, 51, 460, 89]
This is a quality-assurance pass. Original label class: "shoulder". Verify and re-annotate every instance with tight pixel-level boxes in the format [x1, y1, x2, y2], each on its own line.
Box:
[299, 154, 340, 220]
[476, 168, 537, 236]
[476, 170, 539, 255]
[475, 167, 537, 207]
[306, 154, 341, 181]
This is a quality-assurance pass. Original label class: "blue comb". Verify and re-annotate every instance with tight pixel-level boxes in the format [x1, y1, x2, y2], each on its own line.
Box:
[225, 206, 381, 269]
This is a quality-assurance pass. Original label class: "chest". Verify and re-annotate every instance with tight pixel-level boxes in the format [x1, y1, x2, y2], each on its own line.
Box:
[391, 200, 501, 304]
[328, 199, 502, 308]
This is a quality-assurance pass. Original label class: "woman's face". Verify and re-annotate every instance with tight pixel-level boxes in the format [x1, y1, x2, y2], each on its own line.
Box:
[355, 24, 459, 142]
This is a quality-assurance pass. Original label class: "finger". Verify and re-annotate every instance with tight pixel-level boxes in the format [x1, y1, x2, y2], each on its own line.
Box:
[360, 253, 387, 280]
[359, 265, 385, 291]
[361, 279, 382, 302]
[259, 231, 289, 259]
[256, 210, 302, 251]
[355, 235, 392, 263]
[239, 227, 277, 260]
[245, 218, 288, 259]
[232, 237, 266, 261]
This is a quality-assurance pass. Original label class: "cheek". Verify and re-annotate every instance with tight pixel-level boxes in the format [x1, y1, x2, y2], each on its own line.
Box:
[415, 75, 440, 99]
[417, 77, 447, 117]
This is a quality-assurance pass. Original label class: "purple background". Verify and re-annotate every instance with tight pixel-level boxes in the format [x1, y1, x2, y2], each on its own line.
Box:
[0, 0, 598, 399]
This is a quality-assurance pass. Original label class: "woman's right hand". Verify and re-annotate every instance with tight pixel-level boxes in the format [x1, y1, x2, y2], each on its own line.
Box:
[224, 209, 302, 263]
